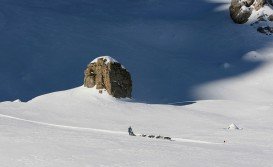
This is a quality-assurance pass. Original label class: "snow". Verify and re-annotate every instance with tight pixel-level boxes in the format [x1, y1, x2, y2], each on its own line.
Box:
[227, 123, 241, 130]
[1, 0, 273, 103]
[91, 56, 119, 64]
[222, 62, 231, 69]
[90, 56, 126, 69]
[246, 4, 273, 33]
[13, 99, 21, 103]
[1, 86, 273, 166]
[1, 0, 273, 166]
[241, 5, 250, 12]
[248, 5, 273, 23]
[194, 47, 273, 103]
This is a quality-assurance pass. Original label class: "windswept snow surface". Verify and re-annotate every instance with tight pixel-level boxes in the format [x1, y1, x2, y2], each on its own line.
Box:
[1, 86, 273, 166]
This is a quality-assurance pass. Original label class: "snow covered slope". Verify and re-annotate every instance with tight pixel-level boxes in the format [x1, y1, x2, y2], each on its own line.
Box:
[0, 86, 273, 166]
[0, 0, 272, 103]
[194, 47, 273, 103]
[1, 0, 273, 166]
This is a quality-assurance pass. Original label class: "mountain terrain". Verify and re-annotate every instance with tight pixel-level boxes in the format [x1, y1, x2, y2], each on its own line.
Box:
[1, 0, 273, 166]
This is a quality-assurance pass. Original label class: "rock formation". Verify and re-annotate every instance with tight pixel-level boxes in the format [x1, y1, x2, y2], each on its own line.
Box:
[230, 0, 273, 34]
[84, 56, 132, 98]
[229, 0, 268, 24]
[230, 0, 252, 24]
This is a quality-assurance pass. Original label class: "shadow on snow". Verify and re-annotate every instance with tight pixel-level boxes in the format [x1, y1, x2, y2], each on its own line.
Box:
[0, 0, 269, 104]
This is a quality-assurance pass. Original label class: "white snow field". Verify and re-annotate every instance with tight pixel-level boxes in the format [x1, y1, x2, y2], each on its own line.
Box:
[194, 47, 273, 103]
[1, 86, 273, 167]
[1, 0, 273, 166]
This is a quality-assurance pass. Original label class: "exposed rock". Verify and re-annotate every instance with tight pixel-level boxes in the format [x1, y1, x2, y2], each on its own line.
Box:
[230, 0, 273, 35]
[245, 0, 255, 7]
[253, 0, 266, 10]
[84, 56, 132, 98]
[268, 15, 273, 21]
[257, 26, 273, 34]
[230, 0, 252, 24]
[229, 0, 270, 24]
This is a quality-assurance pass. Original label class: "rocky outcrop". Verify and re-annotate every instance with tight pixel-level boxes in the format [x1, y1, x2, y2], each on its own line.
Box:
[257, 26, 273, 34]
[230, 0, 273, 35]
[229, 0, 268, 24]
[84, 56, 132, 98]
[230, 0, 252, 24]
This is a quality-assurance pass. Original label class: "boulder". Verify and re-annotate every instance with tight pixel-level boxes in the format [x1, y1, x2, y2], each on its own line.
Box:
[84, 56, 132, 98]
[229, 0, 273, 35]
[257, 26, 273, 34]
[229, 0, 269, 24]
[230, 0, 252, 24]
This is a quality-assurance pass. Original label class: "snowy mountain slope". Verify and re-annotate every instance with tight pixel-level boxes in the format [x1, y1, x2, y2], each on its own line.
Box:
[1, 0, 273, 166]
[1, 87, 273, 166]
[194, 47, 273, 102]
[0, 0, 272, 103]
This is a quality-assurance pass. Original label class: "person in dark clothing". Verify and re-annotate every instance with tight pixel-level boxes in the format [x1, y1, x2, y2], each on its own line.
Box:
[128, 126, 135, 136]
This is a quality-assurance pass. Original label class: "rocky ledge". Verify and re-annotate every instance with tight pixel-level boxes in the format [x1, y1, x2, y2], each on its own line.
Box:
[230, 0, 273, 35]
[84, 56, 132, 98]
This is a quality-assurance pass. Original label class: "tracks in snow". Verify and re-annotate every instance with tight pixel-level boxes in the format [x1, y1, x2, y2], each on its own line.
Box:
[0, 113, 221, 145]
[0, 113, 126, 135]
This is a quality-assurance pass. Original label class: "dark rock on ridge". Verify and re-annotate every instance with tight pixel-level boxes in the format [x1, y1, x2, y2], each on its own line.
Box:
[229, 0, 268, 24]
[229, 0, 252, 24]
[84, 56, 132, 98]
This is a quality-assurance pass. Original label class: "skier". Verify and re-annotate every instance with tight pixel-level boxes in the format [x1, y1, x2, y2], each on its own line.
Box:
[128, 126, 135, 136]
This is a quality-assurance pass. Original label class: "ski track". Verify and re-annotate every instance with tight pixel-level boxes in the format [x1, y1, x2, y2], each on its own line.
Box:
[0, 113, 221, 145]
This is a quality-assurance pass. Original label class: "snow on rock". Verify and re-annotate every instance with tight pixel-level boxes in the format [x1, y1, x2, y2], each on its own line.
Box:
[91, 56, 119, 65]
[241, 5, 250, 12]
[227, 123, 241, 130]
[90, 56, 126, 69]
[229, 0, 252, 24]
[229, 0, 273, 34]
[84, 56, 132, 98]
